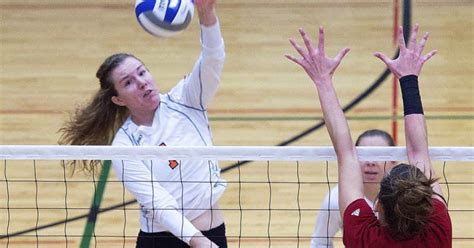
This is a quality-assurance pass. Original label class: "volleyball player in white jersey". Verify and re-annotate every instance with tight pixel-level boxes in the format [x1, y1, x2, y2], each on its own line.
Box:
[310, 130, 396, 247]
[59, 1, 226, 247]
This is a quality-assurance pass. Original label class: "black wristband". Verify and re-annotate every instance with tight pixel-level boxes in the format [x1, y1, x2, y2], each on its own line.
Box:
[399, 75, 424, 116]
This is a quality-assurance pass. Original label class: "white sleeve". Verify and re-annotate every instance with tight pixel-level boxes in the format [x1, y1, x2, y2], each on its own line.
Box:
[310, 187, 342, 248]
[181, 20, 225, 109]
[111, 144, 199, 244]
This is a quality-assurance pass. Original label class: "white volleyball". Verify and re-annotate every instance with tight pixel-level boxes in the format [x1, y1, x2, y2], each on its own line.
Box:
[135, 0, 195, 38]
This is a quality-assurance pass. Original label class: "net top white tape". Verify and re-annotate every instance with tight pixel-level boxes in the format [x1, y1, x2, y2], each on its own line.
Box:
[0, 145, 472, 161]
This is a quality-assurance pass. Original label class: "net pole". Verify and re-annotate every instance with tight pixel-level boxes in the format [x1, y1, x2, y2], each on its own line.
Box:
[79, 160, 111, 248]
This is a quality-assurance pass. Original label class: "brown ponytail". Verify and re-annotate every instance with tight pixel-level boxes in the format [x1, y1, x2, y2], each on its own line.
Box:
[58, 53, 133, 174]
[378, 163, 438, 240]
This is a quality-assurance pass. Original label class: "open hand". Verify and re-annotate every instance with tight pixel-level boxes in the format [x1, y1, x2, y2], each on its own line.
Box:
[374, 24, 437, 78]
[286, 27, 350, 86]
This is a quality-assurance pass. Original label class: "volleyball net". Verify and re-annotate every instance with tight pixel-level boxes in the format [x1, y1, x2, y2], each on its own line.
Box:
[0, 146, 473, 247]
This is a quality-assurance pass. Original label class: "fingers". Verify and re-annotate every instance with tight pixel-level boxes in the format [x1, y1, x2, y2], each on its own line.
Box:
[408, 23, 419, 50]
[318, 26, 325, 56]
[411, 25, 435, 62]
[398, 26, 407, 51]
[289, 38, 309, 61]
[285, 54, 304, 67]
[373, 52, 391, 65]
[334, 47, 350, 63]
[298, 28, 317, 58]
[422, 49, 437, 63]
[417, 31, 429, 56]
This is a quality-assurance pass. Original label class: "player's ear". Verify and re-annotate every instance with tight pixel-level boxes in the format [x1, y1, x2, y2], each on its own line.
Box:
[111, 96, 126, 107]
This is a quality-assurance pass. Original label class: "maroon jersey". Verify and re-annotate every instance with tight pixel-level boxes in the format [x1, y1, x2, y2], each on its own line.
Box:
[343, 198, 452, 247]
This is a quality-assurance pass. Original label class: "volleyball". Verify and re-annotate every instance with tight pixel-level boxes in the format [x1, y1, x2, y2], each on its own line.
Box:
[135, 0, 195, 38]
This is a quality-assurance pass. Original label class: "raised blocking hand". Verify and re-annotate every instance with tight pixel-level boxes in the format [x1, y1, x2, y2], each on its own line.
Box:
[374, 24, 437, 78]
[286, 26, 350, 86]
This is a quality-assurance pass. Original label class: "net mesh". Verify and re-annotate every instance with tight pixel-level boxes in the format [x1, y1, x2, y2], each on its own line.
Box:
[0, 146, 473, 247]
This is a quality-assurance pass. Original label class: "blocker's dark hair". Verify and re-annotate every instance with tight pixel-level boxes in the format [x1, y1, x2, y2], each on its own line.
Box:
[378, 163, 438, 240]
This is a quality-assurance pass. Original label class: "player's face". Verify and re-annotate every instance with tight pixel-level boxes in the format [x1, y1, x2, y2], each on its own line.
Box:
[358, 136, 396, 184]
[110, 57, 160, 114]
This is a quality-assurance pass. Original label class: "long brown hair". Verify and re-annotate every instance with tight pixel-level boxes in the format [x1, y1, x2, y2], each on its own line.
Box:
[378, 163, 438, 240]
[58, 53, 133, 174]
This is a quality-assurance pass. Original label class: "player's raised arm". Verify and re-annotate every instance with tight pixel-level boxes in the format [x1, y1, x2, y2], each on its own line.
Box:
[286, 27, 359, 215]
[374, 24, 444, 203]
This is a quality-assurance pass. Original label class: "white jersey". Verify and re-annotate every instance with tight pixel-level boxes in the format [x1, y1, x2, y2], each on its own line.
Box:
[310, 186, 374, 248]
[111, 22, 226, 236]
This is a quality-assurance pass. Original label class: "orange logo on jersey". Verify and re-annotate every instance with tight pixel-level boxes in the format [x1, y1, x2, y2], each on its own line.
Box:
[160, 142, 179, 169]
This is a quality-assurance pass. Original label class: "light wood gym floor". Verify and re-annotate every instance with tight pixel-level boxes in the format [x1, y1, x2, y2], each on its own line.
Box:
[0, 0, 472, 247]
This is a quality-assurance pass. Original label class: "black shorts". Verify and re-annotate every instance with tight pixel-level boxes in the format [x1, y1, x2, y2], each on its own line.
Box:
[136, 223, 227, 248]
